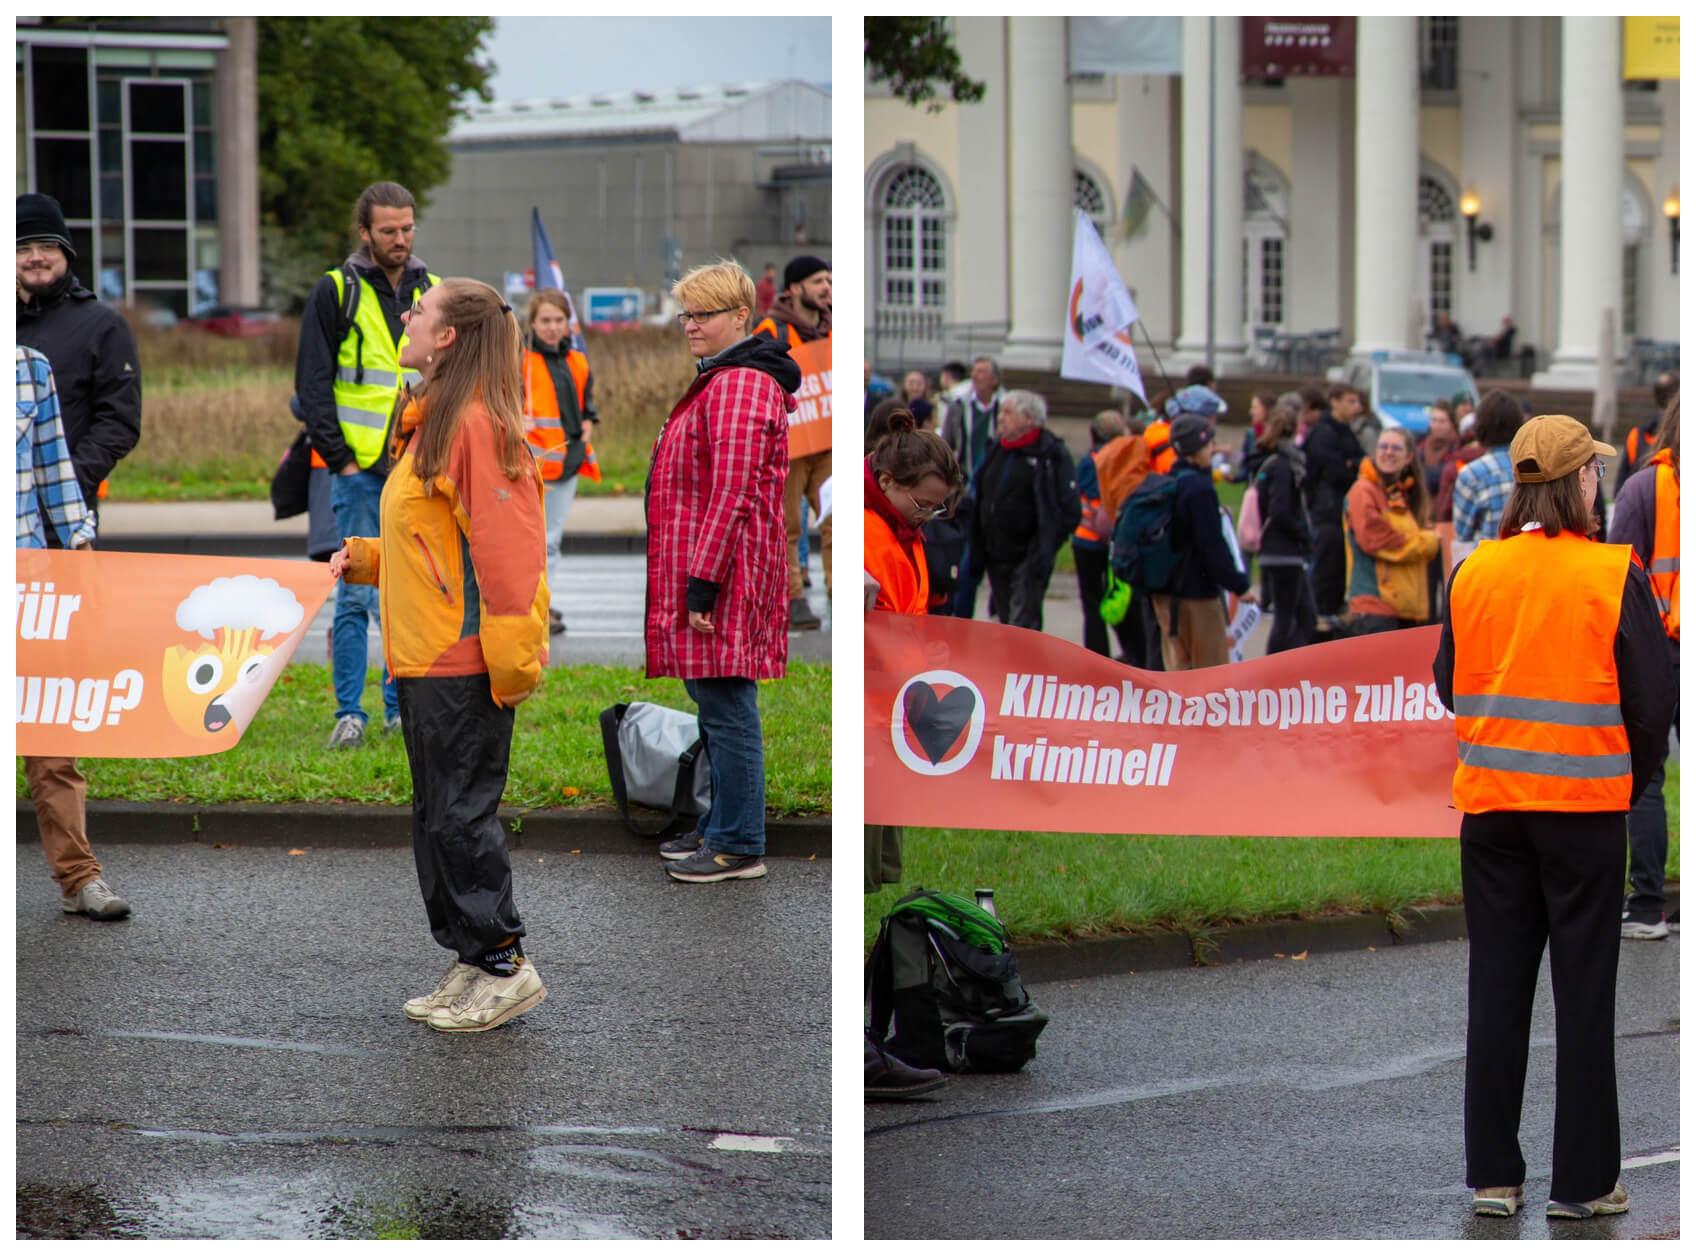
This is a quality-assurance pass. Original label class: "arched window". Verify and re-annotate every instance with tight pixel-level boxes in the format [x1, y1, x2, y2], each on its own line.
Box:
[881, 166, 947, 309]
[1418, 173, 1457, 323]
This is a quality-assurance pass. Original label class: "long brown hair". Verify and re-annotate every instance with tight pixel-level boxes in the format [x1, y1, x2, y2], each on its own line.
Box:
[394, 278, 532, 489]
[1499, 473, 1590, 539]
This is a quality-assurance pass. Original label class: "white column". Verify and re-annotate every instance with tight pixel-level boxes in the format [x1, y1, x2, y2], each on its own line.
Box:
[1536, 16, 1624, 388]
[1350, 16, 1420, 356]
[1000, 16, 1072, 370]
[1175, 17, 1247, 371]
[215, 17, 260, 306]
[1457, 17, 1516, 344]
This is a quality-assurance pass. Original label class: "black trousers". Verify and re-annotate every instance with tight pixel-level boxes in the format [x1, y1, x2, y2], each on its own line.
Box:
[1261, 563, 1316, 654]
[397, 674, 525, 962]
[986, 550, 1056, 631]
[1072, 543, 1138, 661]
[1311, 521, 1347, 617]
[1460, 810, 1625, 1202]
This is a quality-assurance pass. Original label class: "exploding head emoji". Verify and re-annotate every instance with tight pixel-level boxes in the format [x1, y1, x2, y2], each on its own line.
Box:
[162, 575, 305, 737]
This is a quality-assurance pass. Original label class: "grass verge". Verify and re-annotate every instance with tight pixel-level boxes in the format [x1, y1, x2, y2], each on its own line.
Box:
[18, 662, 831, 815]
[865, 765, 1678, 949]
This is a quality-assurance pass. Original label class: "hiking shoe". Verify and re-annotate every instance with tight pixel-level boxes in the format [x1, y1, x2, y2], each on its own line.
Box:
[865, 1036, 946, 1101]
[1621, 910, 1669, 940]
[658, 830, 706, 861]
[1472, 1185, 1523, 1217]
[404, 961, 480, 1021]
[666, 846, 767, 882]
[62, 877, 131, 921]
[1669, 908, 1680, 933]
[788, 597, 821, 631]
[425, 962, 546, 1033]
[326, 714, 366, 750]
[383, 713, 402, 736]
[1547, 1182, 1629, 1220]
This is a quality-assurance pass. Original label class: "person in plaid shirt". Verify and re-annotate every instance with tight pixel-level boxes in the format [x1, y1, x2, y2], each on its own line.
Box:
[1452, 391, 1527, 544]
[15, 344, 130, 920]
[646, 262, 800, 883]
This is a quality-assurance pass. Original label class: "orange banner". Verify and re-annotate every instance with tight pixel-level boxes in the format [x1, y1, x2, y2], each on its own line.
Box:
[865, 613, 1461, 838]
[787, 337, 832, 458]
[16, 550, 334, 758]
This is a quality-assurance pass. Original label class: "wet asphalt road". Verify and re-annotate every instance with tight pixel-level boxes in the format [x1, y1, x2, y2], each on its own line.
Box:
[17, 842, 830, 1239]
[866, 933, 1679, 1240]
[292, 550, 832, 670]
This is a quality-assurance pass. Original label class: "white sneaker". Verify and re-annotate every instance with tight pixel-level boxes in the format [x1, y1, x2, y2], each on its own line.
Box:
[426, 962, 546, 1033]
[404, 961, 480, 1021]
[62, 877, 131, 920]
[326, 714, 366, 750]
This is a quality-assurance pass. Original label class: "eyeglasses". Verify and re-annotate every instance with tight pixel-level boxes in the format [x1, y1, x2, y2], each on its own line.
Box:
[897, 486, 949, 521]
[405, 297, 424, 318]
[676, 307, 733, 327]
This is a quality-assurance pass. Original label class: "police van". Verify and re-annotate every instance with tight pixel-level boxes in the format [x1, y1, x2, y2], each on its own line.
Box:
[1331, 350, 1480, 439]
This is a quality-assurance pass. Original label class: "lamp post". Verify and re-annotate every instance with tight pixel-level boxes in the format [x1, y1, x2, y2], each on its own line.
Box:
[1664, 185, 1680, 275]
[1459, 186, 1493, 273]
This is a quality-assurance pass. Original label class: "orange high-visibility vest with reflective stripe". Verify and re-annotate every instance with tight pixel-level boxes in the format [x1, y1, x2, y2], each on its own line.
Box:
[864, 508, 928, 614]
[1649, 448, 1679, 640]
[1143, 418, 1177, 474]
[752, 315, 804, 351]
[1449, 529, 1635, 813]
[1075, 447, 1107, 544]
[522, 348, 590, 482]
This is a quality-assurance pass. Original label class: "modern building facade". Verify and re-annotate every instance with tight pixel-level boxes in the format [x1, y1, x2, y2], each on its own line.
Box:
[865, 16, 1680, 388]
[15, 16, 260, 314]
[427, 80, 831, 315]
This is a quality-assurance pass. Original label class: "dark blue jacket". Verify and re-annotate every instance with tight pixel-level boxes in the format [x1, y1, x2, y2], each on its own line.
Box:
[1170, 461, 1251, 599]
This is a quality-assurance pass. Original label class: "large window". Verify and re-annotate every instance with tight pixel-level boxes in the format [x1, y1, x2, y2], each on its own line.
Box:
[881, 166, 947, 310]
[1074, 168, 1108, 236]
[1418, 174, 1457, 322]
[1419, 17, 1460, 91]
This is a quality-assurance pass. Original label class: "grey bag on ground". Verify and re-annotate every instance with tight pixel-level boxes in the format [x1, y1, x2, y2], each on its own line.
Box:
[599, 701, 712, 837]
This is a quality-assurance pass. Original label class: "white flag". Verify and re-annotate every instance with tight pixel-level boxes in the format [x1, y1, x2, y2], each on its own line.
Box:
[1060, 208, 1148, 399]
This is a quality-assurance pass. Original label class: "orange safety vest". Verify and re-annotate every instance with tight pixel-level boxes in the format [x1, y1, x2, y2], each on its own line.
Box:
[522, 347, 591, 482]
[752, 315, 804, 351]
[1449, 530, 1634, 814]
[1142, 418, 1178, 475]
[1074, 448, 1107, 545]
[1649, 449, 1679, 640]
[1626, 425, 1658, 472]
[865, 508, 929, 614]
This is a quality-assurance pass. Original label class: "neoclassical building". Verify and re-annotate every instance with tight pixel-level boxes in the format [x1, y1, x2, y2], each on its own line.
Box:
[864, 16, 1680, 388]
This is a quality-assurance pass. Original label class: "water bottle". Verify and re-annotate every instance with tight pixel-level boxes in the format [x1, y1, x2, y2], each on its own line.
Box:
[974, 888, 997, 919]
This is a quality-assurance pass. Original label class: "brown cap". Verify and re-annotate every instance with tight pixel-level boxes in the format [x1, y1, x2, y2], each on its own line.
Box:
[1509, 414, 1616, 483]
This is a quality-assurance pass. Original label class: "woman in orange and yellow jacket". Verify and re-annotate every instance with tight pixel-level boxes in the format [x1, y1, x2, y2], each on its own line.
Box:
[331, 278, 550, 1036]
[522, 288, 598, 636]
[1344, 425, 1439, 634]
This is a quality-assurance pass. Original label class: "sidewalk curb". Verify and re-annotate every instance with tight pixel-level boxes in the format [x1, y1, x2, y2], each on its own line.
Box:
[99, 532, 649, 559]
[1017, 887, 1680, 985]
[16, 800, 831, 860]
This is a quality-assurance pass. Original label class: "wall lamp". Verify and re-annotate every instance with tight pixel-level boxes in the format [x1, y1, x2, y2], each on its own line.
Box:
[1459, 187, 1493, 273]
[1664, 185, 1680, 275]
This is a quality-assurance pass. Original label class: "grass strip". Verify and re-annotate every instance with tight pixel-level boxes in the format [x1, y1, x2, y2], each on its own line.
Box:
[18, 662, 831, 815]
[865, 764, 1678, 948]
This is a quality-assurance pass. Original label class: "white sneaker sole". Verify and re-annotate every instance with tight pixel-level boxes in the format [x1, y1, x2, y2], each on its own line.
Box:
[427, 985, 546, 1033]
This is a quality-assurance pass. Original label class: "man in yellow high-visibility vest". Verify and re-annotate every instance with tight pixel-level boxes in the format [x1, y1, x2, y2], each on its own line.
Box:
[294, 181, 439, 750]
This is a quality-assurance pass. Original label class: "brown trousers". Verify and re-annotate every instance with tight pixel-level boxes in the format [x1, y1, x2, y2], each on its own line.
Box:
[784, 449, 832, 600]
[1148, 595, 1231, 671]
[24, 756, 102, 893]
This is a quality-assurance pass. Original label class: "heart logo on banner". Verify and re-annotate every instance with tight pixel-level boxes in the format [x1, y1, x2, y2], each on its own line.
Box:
[903, 682, 978, 765]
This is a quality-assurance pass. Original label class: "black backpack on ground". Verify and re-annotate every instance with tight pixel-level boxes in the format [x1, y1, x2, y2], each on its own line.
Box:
[865, 888, 1049, 1073]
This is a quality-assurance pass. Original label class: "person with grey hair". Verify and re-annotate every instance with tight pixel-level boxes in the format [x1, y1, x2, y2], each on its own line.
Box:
[967, 388, 1080, 629]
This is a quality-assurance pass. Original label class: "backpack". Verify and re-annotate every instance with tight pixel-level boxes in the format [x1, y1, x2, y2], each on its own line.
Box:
[865, 887, 1050, 1073]
[1110, 471, 1183, 595]
[1235, 481, 1263, 553]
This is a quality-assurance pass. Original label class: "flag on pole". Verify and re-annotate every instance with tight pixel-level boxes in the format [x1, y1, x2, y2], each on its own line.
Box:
[1060, 209, 1147, 399]
[531, 206, 587, 353]
[1120, 167, 1156, 238]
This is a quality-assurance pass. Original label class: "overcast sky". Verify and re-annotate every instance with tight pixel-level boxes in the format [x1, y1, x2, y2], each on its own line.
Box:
[472, 17, 832, 103]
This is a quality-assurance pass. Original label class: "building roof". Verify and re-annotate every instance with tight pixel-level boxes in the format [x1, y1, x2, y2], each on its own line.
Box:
[449, 78, 830, 147]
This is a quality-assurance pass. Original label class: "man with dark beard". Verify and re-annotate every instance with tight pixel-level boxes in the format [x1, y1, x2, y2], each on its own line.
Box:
[754, 255, 832, 629]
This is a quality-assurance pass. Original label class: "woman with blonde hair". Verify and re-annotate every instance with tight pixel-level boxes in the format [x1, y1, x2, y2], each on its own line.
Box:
[647, 261, 799, 883]
[522, 288, 598, 636]
[330, 277, 550, 1033]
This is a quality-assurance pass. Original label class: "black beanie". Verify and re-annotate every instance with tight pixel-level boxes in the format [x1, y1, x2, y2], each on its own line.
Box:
[784, 255, 829, 287]
[17, 193, 75, 258]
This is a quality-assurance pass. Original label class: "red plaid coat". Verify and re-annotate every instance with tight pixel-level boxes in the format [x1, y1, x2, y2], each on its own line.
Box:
[644, 362, 794, 680]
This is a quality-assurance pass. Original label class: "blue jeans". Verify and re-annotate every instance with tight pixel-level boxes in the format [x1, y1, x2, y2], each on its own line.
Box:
[683, 677, 765, 856]
[331, 469, 398, 724]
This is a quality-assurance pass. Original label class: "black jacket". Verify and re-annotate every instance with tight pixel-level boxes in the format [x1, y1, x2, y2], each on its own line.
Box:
[1302, 411, 1364, 524]
[293, 249, 434, 475]
[1434, 555, 1675, 806]
[16, 272, 143, 504]
[1170, 461, 1251, 599]
[970, 427, 1080, 565]
[1255, 439, 1313, 564]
